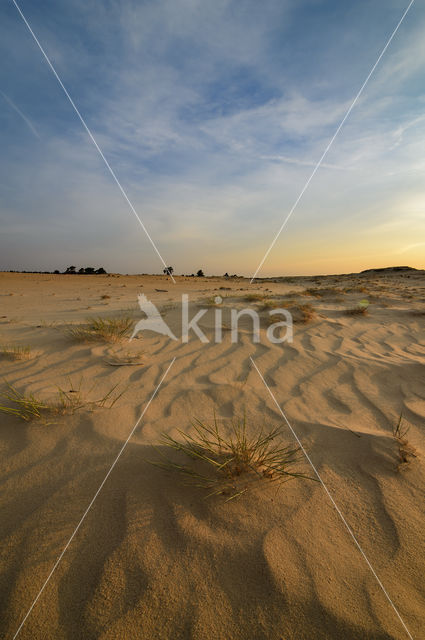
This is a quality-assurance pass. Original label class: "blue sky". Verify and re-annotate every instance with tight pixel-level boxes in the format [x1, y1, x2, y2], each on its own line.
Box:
[0, 0, 424, 275]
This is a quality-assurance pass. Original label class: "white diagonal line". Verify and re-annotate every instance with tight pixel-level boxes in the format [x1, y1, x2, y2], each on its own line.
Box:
[250, 0, 415, 283]
[11, 0, 176, 284]
[250, 355, 414, 640]
[12, 357, 176, 639]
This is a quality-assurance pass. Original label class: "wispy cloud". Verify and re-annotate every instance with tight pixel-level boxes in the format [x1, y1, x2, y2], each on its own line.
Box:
[0, 0, 424, 274]
[396, 241, 425, 254]
[0, 90, 40, 138]
[259, 154, 349, 171]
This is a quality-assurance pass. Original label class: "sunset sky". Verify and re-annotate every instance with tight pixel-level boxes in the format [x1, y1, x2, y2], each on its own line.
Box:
[1, 0, 424, 276]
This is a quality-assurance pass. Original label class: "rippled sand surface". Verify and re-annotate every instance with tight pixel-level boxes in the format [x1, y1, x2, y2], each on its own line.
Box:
[0, 270, 424, 639]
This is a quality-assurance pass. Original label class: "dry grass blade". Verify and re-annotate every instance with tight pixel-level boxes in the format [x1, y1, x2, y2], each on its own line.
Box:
[152, 415, 315, 501]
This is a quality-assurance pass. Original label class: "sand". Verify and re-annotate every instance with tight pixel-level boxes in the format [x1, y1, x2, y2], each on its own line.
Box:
[0, 270, 424, 639]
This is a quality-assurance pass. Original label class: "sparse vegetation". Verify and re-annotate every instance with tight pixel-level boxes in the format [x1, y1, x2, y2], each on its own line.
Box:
[261, 298, 285, 310]
[343, 286, 369, 294]
[244, 293, 265, 302]
[287, 303, 316, 324]
[302, 287, 323, 298]
[105, 351, 145, 366]
[0, 344, 32, 360]
[393, 414, 417, 471]
[264, 302, 314, 326]
[344, 304, 368, 316]
[66, 316, 133, 342]
[0, 379, 125, 422]
[203, 296, 223, 307]
[302, 287, 344, 298]
[153, 415, 313, 501]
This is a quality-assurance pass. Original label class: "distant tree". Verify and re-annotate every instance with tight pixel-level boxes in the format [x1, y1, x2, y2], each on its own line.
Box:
[96, 267, 107, 274]
[54, 270, 60, 274]
[224, 272, 229, 277]
[78, 268, 85, 274]
[84, 267, 95, 274]
[65, 266, 76, 274]
[163, 266, 174, 276]
[196, 269, 205, 277]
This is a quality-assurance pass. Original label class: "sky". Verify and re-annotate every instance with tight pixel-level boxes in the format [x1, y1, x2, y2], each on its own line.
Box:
[0, 0, 424, 276]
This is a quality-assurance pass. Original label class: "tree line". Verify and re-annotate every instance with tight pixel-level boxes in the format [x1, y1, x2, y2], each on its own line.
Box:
[163, 267, 204, 277]
[163, 267, 238, 278]
[62, 266, 107, 274]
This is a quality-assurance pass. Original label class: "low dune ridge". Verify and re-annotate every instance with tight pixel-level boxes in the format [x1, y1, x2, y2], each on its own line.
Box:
[0, 270, 424, 639]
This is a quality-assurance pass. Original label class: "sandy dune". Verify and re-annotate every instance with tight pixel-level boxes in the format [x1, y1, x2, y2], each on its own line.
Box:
[0, 271, 424, 639]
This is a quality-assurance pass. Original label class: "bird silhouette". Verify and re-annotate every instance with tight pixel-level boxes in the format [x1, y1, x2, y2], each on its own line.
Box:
[130, 294, 177, 341]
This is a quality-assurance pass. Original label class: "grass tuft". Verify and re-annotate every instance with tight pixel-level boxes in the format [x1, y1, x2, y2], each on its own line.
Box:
[393, 414, 417, 471]
[0, 344, 32, 360]
[284, 303, 315, 324]
[302, 287, 344, 298]
[203, 296, 224, 307]
[66, 316, 133, 342]
[302, 287, 323, 298]
[0, 379, 125, 423]
[342, 286, 369, 294]
[0, 384, 50, 421]
[262, 298, 314, 318]
[152, 415, 314, 501]
[344, 305, 368, 316]
[261, 298, 285, 311]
